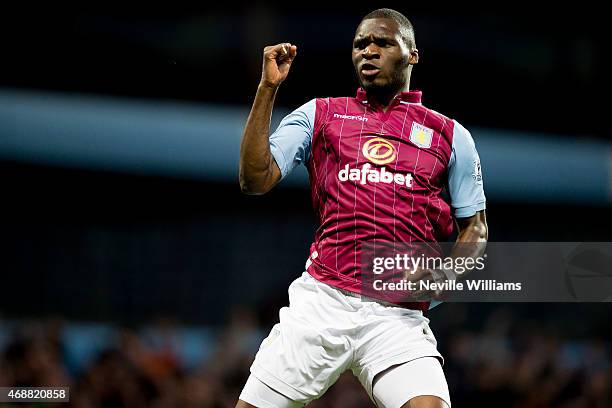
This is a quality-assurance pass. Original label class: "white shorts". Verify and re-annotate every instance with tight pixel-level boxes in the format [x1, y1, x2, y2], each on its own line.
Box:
[244, 272, 447, 406]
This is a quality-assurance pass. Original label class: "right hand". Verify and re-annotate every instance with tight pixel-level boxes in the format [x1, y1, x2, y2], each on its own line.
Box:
[260, 43, 297, 89]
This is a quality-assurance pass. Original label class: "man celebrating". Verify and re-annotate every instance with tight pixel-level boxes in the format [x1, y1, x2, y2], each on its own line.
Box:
[237, 8, 487, 408]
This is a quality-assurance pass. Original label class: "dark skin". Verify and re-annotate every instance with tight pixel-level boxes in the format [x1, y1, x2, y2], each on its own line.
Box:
[237, 17, 487, 408]
[351, 18, 419, 111]
[238, 42, 295, 195]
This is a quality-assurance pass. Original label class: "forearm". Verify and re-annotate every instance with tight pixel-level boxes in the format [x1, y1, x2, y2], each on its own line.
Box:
[407, 211, 488, 284]
[443, 211, 488, 280]
[239, 84, 280, 194]
[452, 213, 488, 259]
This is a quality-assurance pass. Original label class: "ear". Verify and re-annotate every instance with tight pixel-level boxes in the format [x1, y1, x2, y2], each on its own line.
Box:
[409, 48, 419, 65]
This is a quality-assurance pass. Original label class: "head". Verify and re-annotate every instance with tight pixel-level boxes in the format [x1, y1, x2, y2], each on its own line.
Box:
[352, 9, 419, 97]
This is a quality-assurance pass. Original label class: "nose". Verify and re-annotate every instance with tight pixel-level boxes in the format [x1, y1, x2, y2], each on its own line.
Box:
[363, 45, 380, 59]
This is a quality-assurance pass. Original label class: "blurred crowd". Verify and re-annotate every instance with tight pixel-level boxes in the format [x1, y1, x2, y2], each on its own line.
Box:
[0, 304, 610, 408]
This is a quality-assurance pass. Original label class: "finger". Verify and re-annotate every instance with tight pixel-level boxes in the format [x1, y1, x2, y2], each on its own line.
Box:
[288, 45, 297, 58]
[271, 43, 289, 56]
[277, 43, 294, 61]
[264, 43, 289, 60]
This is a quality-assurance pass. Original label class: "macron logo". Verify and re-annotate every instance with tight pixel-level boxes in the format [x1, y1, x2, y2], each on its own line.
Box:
[333, 113, 368, 122]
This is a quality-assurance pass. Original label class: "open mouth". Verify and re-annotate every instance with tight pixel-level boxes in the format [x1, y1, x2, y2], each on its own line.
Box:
[361, 63, 381, 77]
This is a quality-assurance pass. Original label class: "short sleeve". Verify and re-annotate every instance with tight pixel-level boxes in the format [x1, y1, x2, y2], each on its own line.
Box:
[448, 120, 486, 218]
[269, 99, 315, 179]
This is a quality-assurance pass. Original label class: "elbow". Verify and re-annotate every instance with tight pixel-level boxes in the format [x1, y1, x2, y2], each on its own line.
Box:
[239, 160, 279, 195]
[240, 182, 267, 195]
[239, 158, 280, 195]
[239, 174, 271, 196]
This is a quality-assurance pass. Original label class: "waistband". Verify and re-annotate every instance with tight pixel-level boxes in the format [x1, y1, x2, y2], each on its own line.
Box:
[333, 286, 402, 308]
[303, 271, 428, 311]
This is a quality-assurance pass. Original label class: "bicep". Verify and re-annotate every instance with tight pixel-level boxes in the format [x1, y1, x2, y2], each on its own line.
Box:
[269, 99, 315, 179]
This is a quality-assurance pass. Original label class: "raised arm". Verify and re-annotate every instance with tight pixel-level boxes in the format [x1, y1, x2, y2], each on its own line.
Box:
[239, 43, 297, 195]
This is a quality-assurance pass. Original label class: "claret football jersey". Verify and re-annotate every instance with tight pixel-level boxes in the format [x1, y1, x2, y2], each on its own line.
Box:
[269, 88, 486, 302]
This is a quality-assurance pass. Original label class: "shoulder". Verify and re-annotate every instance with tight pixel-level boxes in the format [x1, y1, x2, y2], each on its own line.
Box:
[450, 118, 477, 150]
[418, 104, 455, 133]
[418, 105, 477, 148]
[311, 96, 365, 133]
[416, 104, 458, 152]
[447, 118, 480, 169]
[316, 95, 367, 110]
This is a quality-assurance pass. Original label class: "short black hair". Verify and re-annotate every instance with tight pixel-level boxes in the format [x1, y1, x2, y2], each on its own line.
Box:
[361, 8, 416, 48]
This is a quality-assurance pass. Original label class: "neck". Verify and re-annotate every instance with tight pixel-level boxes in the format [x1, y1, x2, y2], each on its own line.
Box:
[367, 76, 411, 108]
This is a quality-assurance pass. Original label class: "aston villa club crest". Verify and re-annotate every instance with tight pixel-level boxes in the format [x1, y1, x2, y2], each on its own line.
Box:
[409, 122, 434, 148]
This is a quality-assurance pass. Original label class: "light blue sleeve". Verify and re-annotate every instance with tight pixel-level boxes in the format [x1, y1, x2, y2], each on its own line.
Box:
[269, 99, 315, 179]
[448, 120, 486, 218]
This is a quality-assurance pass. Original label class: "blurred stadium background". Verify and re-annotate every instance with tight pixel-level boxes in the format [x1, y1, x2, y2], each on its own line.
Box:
[0, 4, 610, 407]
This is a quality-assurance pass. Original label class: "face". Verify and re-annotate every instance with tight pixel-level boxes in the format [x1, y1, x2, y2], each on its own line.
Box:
[352, 18, 418, 94]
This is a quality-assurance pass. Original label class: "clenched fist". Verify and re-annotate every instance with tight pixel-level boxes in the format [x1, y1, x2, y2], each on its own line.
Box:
[260, 43, 297, 89]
